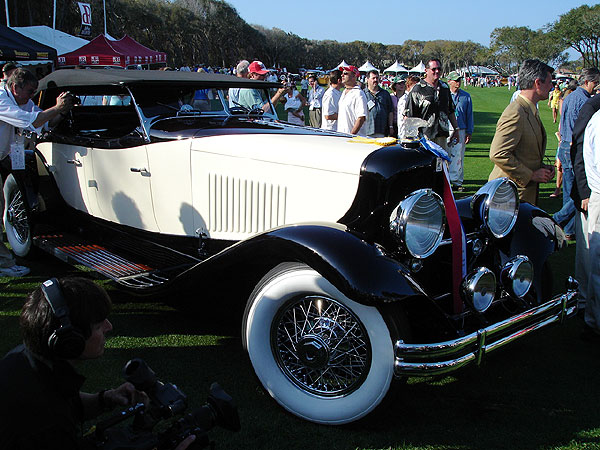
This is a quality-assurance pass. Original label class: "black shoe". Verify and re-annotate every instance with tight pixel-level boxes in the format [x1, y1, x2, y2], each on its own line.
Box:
[565, 234, 576, 241]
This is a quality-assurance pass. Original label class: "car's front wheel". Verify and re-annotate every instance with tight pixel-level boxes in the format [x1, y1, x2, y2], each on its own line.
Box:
[243, 262, 397, 425]
[3, 174, 32, 257]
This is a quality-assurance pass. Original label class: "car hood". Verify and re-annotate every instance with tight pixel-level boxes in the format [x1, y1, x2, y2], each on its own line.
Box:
[190, 132, 382, 176]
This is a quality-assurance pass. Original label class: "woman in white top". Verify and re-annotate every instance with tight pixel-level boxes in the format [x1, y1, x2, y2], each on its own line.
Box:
[281, 83, 307, 126]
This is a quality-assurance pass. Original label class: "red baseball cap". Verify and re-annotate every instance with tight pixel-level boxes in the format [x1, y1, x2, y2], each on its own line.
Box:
[340, 66, 360, 77]
[248, 61, 269, 75]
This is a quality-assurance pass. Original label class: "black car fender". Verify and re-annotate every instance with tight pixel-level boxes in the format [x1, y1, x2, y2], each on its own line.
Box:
[1, 149, 40, 211]
[173, 222, 421, 307]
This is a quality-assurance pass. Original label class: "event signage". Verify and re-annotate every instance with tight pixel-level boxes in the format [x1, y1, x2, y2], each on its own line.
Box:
[78, 2, 92, 37]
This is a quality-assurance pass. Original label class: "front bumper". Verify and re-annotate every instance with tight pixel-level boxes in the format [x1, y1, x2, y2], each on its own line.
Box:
[394, 279, 578, 377]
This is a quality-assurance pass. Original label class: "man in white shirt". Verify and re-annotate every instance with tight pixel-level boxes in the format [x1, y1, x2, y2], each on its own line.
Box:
[337, 66, 368, 136]
[0, 68, 73, 277]
[307, 75, 325, 128]
[321, 70, 342, 131]
[582, 108, 600, 340]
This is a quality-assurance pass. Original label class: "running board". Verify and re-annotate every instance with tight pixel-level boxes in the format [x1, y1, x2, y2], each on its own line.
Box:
[33, 233, 199, 289]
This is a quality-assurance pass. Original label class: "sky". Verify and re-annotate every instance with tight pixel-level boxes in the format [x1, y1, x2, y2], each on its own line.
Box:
[225, 0, 591, 48]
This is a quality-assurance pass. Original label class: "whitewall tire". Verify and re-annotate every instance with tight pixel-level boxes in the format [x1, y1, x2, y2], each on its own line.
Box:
[243, 262, 395, 425]
[3, 174, 32, 257]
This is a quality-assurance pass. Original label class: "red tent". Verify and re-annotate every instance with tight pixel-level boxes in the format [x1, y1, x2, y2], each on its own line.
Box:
[110, 35, 167, 66]
[58, 34, 166, 68]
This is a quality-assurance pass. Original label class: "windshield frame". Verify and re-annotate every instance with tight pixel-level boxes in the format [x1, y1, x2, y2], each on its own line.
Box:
[128, 85, 278, 142]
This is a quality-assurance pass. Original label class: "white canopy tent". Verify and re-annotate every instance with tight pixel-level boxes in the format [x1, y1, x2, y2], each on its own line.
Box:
[462, 65, 498, 75]
[358, 60, 378, 72]
[409, 61, 426, 73]
[10, 26, 87, 55]
[332, 60, 350, 70]
[384, 61, 408, 73]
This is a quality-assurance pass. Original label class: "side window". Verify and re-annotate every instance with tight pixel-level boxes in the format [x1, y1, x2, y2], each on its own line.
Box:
[190, 88, 224, 113]
[54, 92, 142, 147]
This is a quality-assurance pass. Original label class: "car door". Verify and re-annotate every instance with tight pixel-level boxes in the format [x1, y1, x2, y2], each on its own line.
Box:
[88, 144, 159, 232]
[36, 142, 92, 213]
[145, 140, 194, 236]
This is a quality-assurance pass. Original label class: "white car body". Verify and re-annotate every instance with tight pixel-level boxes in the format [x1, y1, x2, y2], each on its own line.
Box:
[38, 134, 379, 239]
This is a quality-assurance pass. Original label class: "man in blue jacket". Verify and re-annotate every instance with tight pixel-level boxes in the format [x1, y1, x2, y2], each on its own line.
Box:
[446, 71, 474, 191]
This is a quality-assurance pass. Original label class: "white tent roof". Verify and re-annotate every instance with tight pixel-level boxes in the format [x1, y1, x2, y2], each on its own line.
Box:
[11, 26, 88, 55]
[463, 65, 498, 75]
[384, 61, 408, 73]
[409, 61, 426, 73]
[358, 60, 378, 72]
[333, 60, 349, 70]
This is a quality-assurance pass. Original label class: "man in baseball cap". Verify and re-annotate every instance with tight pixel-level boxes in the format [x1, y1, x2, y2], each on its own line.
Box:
[248, 60, 269, 77]
[337, 65, 368, 136]
[237, 60, 285, 113]
[446, 70, 474, 191]
[340, 65, 360, 78]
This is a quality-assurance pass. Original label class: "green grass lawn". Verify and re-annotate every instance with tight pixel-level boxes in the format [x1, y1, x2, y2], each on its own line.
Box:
[1, 87, 599, 450]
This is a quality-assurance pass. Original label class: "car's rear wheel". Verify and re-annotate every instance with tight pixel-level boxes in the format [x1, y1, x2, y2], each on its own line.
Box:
[243, 262, 397, 425]
[3, 174, 32, 257]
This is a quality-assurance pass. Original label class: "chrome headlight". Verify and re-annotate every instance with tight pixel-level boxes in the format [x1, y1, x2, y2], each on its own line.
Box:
[501, 255, 533, 298]
[463, 267, 496, 312]
[471, 178, 519, 238]
[389, 189, 445, 259]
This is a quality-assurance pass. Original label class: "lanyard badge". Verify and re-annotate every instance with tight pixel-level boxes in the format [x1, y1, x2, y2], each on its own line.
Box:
[10, 131, 25, 170]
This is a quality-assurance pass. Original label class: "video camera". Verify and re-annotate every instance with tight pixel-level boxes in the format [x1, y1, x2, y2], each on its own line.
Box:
[87, 358, 240, 450]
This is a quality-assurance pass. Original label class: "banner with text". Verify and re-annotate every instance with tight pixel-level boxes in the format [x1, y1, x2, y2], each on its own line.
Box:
[78, 2, 92, 37]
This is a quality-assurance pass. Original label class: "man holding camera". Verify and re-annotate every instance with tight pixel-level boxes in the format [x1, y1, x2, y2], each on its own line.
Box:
[0, 68, 74, 277]
[0, 277, 196, 450]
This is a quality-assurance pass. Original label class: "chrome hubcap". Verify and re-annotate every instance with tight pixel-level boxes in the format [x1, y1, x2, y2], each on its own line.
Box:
[6, 189, 29, 245]
[297, 335, 329, 369]
[271, 295, 370, 397]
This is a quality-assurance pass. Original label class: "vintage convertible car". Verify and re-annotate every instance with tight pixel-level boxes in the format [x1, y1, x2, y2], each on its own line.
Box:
[3, 69, 577, 425]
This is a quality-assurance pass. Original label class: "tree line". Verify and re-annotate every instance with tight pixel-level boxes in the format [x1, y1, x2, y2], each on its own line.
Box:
[3, 0, 599, 74]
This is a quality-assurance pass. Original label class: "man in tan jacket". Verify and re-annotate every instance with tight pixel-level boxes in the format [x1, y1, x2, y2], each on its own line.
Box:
[489, 59, 556, 205]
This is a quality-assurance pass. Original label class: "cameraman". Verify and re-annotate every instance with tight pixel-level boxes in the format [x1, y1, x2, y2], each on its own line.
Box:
[0, 277, 196, 450]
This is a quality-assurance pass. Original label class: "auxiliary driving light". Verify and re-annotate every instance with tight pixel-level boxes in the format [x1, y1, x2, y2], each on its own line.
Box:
[501, 255, 533, 298]
[463, 267, 496, 312]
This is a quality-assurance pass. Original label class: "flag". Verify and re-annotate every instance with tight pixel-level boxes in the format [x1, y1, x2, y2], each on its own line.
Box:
[78, 2, 92, 37]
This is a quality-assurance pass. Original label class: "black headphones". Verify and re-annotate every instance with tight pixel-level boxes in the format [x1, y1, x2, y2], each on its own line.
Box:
[41, 278, 86, 359]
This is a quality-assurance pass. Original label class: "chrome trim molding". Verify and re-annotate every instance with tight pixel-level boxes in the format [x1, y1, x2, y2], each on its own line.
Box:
[394, 283, 578, 377]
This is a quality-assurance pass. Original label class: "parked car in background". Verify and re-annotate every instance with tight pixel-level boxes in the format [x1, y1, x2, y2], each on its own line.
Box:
[3, 69, 578, 425]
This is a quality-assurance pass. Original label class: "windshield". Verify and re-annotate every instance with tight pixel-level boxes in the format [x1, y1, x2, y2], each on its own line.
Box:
[132, 86, 278, 120]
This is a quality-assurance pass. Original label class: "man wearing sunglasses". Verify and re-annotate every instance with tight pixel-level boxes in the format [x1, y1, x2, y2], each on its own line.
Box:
[337, 65, 368, 136]
[404, 58, 459, 150]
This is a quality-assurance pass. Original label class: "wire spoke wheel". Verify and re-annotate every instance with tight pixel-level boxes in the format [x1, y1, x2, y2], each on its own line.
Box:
[6, 188, 29, 245]
[244, 263, 396, 424]
[3, 174, 32, 256]
[272, 295, 371, 397]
